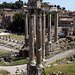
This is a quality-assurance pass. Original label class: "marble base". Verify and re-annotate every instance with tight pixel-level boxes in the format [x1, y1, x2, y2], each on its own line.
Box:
[27, 63, 43, 75]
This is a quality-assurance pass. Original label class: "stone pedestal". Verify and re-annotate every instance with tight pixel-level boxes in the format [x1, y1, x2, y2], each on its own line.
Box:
[27, 63, 42, 75]
[45, 43, 50, 56]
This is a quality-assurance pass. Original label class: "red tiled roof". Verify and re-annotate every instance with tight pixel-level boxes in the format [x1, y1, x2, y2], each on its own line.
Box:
[60, 18, 73, 21]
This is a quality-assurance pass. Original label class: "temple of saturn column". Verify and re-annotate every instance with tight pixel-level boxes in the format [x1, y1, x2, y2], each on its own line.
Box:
[24, 0, 59, 74]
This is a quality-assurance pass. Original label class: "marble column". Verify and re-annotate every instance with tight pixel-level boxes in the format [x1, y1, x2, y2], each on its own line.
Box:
[36, 10, 43, 68]
[25, 12, 28, 46]
[42, 10, 45, 60]
[54, 11, 58, 43]
[29, 10, 35, 64]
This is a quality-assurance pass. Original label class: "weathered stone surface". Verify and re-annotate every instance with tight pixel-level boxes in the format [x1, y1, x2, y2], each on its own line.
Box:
[54, 11, 58, 43]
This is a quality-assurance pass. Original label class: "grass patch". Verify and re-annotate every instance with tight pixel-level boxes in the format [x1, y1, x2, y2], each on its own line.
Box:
[45, 63, 75, 75]
[49, 58, 64, 66]
[0, 59, 28, 66]
[2, 33, 24, 40]
[56, 58, 64, 63]
[0, 29, 6, 32]
[0, 51, 14, 56]
[0, 70, 8, 75]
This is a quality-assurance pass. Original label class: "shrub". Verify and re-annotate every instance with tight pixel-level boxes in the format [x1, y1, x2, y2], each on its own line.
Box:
[42, 68, 46, 75]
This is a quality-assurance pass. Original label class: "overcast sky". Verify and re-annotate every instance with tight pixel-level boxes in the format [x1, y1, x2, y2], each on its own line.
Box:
[0, 0, 75, 11]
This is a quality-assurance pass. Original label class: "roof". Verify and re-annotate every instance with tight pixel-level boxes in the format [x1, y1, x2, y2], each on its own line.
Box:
[60, 18, 73, 21]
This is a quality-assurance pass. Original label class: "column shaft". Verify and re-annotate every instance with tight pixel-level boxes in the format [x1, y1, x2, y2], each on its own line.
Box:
[25, 13, 28, 39]
[42, 11, 45, 59]
[48, 12, 51, 43]
[29, 12, 34, 63]
[36, 10, 42, 67]
[54, 12, 58, 43]
[34, 14, 36, 39]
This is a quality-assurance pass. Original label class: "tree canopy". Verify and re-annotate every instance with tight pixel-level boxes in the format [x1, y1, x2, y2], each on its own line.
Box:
[0, 1, 24, 9]
[6, 13, 25, 33]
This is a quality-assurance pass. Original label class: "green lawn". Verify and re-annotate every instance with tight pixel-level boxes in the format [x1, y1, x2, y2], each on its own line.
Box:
[0, 29, 6, 32]
[0, 51, 14, 56]
[45, 63, 75, 75]
[0, 49, 28, 66]
[0, 58, 28, 66]
[0, 70, 8, 75]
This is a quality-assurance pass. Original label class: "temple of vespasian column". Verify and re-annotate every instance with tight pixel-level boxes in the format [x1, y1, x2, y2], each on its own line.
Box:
[23, 0, 59, 74]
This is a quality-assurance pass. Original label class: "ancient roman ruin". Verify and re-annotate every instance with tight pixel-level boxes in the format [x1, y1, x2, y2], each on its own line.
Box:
[23, 0, 59, 74]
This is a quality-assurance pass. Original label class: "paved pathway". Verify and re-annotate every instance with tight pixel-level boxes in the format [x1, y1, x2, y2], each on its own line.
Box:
[45, 48, 75, 65]
[0, 64, 27, 74]
[0, 46, 19, 52]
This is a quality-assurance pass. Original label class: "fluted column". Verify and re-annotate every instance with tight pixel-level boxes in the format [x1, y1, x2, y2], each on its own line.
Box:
[54, 11, 58, 43]
[29, 10, 35, 64]
[36, 10, 43, 68]
[42, 10, 45, 60]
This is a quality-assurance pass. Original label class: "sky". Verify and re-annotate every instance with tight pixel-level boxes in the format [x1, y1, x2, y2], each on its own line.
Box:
[0, 0, 75, 11]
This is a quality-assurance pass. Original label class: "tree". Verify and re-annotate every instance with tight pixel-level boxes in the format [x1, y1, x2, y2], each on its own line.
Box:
[62, 7, 66, 10]
[6, 13, 25, 33]
[0, 1, 23, 9]
[2, 2, 8, 8]
[57, 5, 60, 9]
[42, 68, 46, 75]
[54, 5, 57, 7]
[12, 3, 17, 9]
[15, 1, 23, 9]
